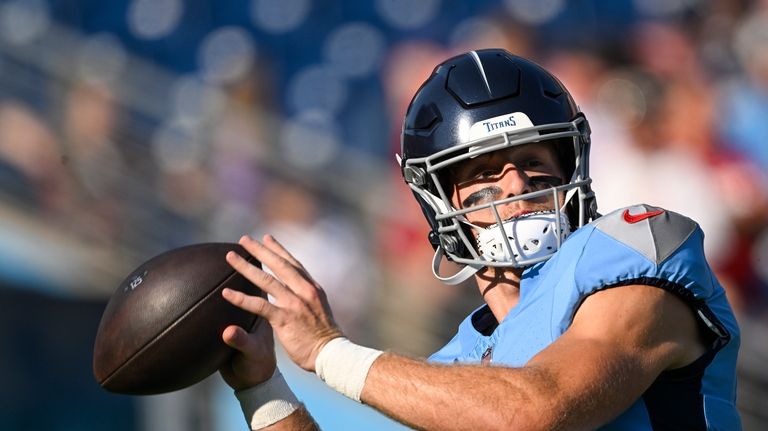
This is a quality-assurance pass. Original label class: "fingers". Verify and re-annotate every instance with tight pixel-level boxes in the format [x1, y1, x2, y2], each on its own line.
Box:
[239, 236, 301, 279]
[263, 235, 319, 287]
[237, 235, 320, 300]
[226, 250, 292, 300]
[263, 234, 308, 272]
[222, 287, 279, 320]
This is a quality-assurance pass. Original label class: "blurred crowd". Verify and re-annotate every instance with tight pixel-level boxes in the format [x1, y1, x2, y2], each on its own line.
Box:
[1, 0, 768, 429]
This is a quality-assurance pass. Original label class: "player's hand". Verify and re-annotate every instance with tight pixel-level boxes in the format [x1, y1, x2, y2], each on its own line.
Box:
[223, 234, 344, 372]
[219, 314, 276, 391]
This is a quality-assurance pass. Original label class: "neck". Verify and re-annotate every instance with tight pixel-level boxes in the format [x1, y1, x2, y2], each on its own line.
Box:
[474, 267, 523, 322]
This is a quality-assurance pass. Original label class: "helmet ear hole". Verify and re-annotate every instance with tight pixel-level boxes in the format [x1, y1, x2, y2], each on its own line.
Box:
[413, 191, 441, 251]
[414, 191, 468, 260]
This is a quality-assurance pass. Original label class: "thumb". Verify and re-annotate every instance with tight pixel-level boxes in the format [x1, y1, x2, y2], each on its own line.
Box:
[222, 325, 250, 351]
[222, 318, 274, 356]
[220, 321, 277, 390]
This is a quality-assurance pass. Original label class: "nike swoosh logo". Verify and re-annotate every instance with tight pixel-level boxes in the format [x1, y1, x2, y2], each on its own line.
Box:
[623, 208, 665, 224]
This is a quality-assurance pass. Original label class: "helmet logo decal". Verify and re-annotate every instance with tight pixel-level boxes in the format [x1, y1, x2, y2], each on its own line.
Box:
[483, 115, 516, 133]
[468, 112, 536, 142]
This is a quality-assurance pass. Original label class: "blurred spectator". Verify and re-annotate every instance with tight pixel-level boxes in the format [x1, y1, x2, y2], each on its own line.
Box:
[721, 10, 768, 174]
[630, 21, 705, 84]
[208, 67, 278, 242]
[0, 101, 68, 209]
[590, 70, 743, 298]
[381, 40, 448, 156]
[60, 81, 127, 245]
[544, 49, 630, 169]
[255, 178, 375, 342]
[449, 12, 535, 60]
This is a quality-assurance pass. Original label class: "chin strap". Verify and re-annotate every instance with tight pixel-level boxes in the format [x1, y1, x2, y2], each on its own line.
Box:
[431, 246, 484, 285]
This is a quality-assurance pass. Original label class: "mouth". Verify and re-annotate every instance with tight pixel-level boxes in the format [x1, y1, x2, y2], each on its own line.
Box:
[508, 209, 537, 220]
[484, 209, 554, 229]
[462, 202, 560, 231]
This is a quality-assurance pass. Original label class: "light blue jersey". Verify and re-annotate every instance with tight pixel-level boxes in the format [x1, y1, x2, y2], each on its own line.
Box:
[430, 205, 741, 430]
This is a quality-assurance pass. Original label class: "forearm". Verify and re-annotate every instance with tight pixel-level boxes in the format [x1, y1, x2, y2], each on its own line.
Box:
[360, 353, 557, 431]
[357, 332, 660, 431]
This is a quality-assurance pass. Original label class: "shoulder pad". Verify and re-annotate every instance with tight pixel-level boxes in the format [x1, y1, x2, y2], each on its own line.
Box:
[591, 204, 698, 264]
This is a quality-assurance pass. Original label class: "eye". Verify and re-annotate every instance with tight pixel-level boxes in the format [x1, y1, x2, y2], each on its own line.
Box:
[459, 167, 496, 183]
[475, 169, 496, 179]
[529, 175, 563, 188]
[519, 158, 543, 169]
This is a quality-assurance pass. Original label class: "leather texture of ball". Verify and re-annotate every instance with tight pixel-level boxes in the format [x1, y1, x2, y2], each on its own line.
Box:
[93, 242, 262, 395]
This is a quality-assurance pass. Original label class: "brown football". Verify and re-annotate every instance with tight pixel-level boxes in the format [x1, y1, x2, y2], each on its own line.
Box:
[93, 243, 262, 395]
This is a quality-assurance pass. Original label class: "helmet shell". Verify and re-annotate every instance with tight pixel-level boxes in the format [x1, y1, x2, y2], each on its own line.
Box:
[401, 49, 581, 163]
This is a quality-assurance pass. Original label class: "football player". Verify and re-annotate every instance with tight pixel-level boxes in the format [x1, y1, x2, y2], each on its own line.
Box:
[220, 49, 741, 430]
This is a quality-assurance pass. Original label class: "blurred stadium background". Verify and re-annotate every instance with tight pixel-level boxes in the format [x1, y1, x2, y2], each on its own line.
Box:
[0, 0, 767, 429]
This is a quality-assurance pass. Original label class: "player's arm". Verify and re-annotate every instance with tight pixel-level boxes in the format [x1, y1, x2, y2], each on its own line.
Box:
[360, 283, 705, 430]
[224, 235, 705, 430]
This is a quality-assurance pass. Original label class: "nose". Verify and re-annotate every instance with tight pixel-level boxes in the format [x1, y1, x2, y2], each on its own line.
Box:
[494, 164, 536, 220]
[498, 163, 532, 198]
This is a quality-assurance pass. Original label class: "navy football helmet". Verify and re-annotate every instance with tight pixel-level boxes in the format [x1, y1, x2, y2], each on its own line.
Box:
[399, 49, 597, 284]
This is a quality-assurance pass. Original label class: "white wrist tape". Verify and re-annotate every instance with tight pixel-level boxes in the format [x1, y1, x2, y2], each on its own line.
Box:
[314, 337, 384, 402]
[235, 369, 300, 430]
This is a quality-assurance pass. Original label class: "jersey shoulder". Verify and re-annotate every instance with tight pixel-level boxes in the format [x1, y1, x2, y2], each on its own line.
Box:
[588, 204, 699, 265]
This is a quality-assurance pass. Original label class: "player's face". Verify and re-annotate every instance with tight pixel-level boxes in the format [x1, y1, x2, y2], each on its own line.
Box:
[448, 142, 565, 227]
